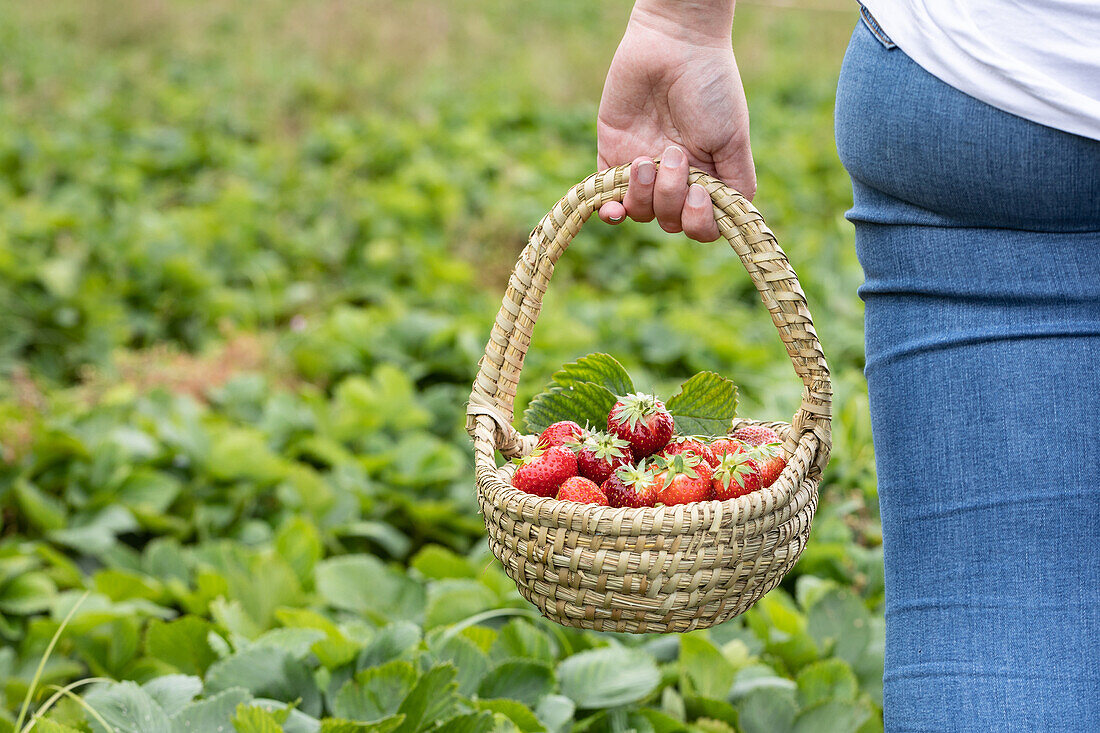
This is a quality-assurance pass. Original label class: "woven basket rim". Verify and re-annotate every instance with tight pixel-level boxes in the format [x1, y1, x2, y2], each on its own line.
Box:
[483, 418, 819, 530]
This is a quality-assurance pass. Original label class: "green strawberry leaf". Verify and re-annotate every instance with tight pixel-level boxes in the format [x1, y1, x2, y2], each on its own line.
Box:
[736, 687, 797, 733]
[427, 632, 491, 697]
[84, 681, 172, 733]
[410, 545, 477, 580]
[205, 646, 322, 717]
[523, 353, 634, 435]
[142, 674, 202, 717]
[474, 699, 545, 732]
[232, 704, 285, 733]
[29, 722, 83, 733]
[795, 659, 858, 707]
[13, 478, 68, 531]
[524, 383, 617, 436]
[534, 695, 576, 733]
[170, 688, 253, 733]
[679, 634, 736, 700]
[683, 694, 740, 730]
[315, 555, 426, 622]
[434, 712, 497, 733]
[319, 718, 406, 733]
[488, 619, 557, 666]
[394, 663, 460, 733]
[557, 647, 660, 709]
[356, 621, 423, 668]
[146, 616, 219, 676]
[548, 353, 634, 397]
[477, 660, 556, 708]
[806, 589, 872, 666]
[424, 579, 497, 630]
[0, 571, 56, 615]
[636, 708, 692, 733]
[665, 372, 738, 436]
[332, 660, 417, 721]
[792, 699, 872, 733]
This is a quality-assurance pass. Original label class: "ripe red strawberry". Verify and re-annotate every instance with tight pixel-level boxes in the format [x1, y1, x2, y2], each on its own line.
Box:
[709, 437, 749, 462]
[731, 425, 781, 447]
[752, 442, 786, 487]
[575, 431, 634, 485]
[711, 453, 764, 500]
[607, 393, 674, 458]
[538, 420, 587, 449]
[512, 446, 577, 497]
[653, 453, 714, 505]
[658, 436, 717, 467]
[601, 462, 661, 508]
[556, 476, 609, 505]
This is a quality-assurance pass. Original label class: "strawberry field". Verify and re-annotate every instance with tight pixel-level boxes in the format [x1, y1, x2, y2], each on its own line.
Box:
[0, 1, 882, 731]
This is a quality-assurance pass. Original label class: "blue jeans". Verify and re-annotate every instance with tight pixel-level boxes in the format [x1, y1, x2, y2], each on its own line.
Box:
[835, 15, 1100, 732]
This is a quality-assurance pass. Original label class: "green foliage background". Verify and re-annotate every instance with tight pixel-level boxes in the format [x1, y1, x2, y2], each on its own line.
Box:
[0, 1, 882, 731]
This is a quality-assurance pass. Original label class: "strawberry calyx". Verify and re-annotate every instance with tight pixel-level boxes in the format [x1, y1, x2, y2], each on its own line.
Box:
[660, 436, 717, 466]
[603, 459, 661, 508]
[575, 431, 631, 460]
[708, 437, 748, 458]
[611, 460, 656, 488]
[609, 392, 663, 432]
[652, 452, 702, 489]
[712, 453, 756, 489]
[511, 448, 545, 467]
[667, 434, 710, 447]
[751, 441, 783, 459]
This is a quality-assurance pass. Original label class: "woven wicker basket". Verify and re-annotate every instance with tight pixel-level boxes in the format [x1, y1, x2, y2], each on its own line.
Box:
[466, 163, 831, 633]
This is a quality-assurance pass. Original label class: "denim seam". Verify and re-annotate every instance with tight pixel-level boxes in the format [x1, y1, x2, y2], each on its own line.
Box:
[859, 4, 897, 49]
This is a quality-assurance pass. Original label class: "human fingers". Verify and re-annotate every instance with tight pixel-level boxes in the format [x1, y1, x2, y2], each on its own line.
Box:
[681, 183, 720, 242]
[623, 157, 656, 222]
[653, 145, 689, 233]
[598, 201, 627, 225]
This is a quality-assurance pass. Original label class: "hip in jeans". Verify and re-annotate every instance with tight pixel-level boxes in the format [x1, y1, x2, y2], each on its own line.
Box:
[834, 12, 1100, 732]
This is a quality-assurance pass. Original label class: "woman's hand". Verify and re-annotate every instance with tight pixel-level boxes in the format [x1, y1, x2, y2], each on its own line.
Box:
[596, 2, 754, 242]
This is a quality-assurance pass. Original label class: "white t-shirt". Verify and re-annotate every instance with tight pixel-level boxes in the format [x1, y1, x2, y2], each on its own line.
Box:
[860, 0, 1100, 141]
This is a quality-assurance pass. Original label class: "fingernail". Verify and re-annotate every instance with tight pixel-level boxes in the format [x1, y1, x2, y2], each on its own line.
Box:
[663, 146, 685, 167]
[609, 213, 624, 222]
[687, 184, 708, 206]
[636, 160, 656, 185]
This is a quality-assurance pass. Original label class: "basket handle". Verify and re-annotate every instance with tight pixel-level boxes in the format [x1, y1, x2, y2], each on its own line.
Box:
[466, 163, 831, 475]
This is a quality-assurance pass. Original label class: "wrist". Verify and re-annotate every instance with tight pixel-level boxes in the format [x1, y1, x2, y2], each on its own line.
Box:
[630, 0, 735, 45]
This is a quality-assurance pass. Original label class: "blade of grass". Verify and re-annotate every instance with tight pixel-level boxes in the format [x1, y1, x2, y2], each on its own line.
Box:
[20, 677, 111, 733]
[26, 684, 114, 733]
[14, 591, 91, 732]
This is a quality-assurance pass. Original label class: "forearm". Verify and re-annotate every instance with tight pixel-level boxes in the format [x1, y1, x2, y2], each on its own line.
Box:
[630, 0, 736, 45]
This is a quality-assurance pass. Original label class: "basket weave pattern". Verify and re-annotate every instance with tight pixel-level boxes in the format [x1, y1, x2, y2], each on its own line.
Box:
[466, 164, 831, 633]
